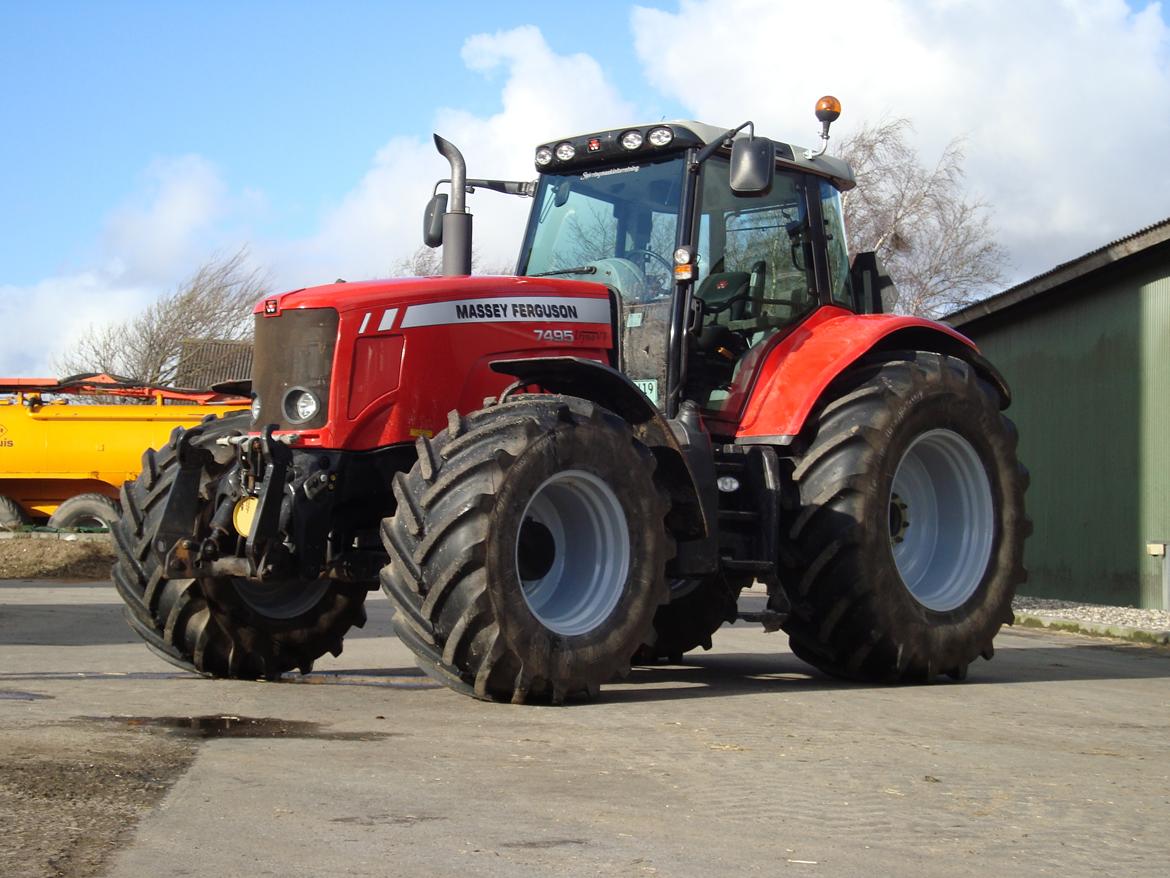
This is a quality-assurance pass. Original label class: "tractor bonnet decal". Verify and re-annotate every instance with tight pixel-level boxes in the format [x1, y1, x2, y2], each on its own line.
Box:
[400, 296, 610, 329]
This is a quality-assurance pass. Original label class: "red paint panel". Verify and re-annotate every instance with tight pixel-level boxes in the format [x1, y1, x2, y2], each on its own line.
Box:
[732, 308, 978, 440]
[348, 335, 405, 419]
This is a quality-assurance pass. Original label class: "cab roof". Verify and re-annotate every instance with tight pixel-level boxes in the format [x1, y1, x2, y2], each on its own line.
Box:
[536, 119, 855, 192]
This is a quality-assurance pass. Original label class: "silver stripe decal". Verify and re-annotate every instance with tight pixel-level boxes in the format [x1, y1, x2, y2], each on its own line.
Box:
[358, 312, 371, 334]
[377, 308, 399, 331]
[400, 296, 610, 329]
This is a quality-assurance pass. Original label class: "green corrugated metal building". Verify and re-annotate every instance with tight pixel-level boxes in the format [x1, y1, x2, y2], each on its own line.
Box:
[948, 218, 1170, 609]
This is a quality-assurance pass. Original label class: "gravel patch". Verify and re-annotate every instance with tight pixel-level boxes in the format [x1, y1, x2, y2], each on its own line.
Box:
[0, 537, 116, 580]
[1014, 595, 1170, 637]
[0, 725, 197, 878]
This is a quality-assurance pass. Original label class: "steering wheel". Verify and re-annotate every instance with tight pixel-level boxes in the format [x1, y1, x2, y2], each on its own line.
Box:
[626, 248, 672, 273]
[625, 248, 673, 298]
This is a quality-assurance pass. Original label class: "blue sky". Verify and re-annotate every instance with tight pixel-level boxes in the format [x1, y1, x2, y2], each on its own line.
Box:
[1, 1, 1168, 375]
[0, 0, 678, 286]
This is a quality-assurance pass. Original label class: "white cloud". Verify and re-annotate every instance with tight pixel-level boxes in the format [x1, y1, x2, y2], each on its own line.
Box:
[102, 155, 228, 284]
[277, 26, 635, 285]
[0, 156, 234, 376]
[0, 272, 154, 377]
[631, 0, 1170, 281]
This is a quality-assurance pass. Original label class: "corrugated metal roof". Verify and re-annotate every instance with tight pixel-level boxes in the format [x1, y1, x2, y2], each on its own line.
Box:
[948, 215, 1170, 328]
[175, 339, 254, 389]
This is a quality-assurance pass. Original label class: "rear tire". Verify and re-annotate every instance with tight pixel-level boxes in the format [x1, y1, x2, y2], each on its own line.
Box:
[780, 352, 1028, 682]
[637, 575, 747, 662]
[380, 396, 672, 703]
[0, 495, 29, 529]
[111, 413, 368, 679]
[48, 493, 120, 531]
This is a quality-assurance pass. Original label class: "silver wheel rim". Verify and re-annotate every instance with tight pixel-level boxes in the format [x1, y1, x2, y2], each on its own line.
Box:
[516, 469, 630, 636]
[889, 429, 994, 612]
[231, 579, 330, 620]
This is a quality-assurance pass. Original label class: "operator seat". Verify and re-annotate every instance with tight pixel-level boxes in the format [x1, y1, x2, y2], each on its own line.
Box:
[695, 271, 751, 323]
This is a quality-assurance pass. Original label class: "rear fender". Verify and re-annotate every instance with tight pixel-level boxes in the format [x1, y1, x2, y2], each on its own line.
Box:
[735, 309, 1011, 445]
[491, 356, 708, 540]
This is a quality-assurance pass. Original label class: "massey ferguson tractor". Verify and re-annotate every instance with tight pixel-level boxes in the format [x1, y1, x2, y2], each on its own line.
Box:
[112, 97, 1028, 703]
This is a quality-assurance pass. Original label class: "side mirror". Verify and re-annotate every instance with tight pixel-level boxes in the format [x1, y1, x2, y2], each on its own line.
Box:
[553, 179, 572, 208]
[850, 251, 898, 314]
[423, 192, 447, 248]
[730, 136, 775, 194]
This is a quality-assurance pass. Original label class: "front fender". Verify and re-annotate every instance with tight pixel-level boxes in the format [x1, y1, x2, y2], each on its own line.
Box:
[735, 308, 1011, 445]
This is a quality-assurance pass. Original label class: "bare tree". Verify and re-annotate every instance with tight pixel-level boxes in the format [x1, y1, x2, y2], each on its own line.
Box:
[391, 245, 513, 278]
[391, 245, 443, 277]
[58, 248, 267, 386]
[839, 119, 1007, 318]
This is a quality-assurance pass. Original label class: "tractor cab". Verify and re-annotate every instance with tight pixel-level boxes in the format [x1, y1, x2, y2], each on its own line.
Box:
[512, 112, 862, 424]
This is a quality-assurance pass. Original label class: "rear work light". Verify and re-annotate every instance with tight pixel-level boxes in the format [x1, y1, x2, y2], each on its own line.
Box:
[555, 142, 576, 161]
[535, 146, 554, 166]
[620, 130, 644, 150]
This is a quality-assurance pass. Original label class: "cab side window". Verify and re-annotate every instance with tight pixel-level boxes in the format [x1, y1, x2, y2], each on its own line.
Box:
[819, 180, 854, 309]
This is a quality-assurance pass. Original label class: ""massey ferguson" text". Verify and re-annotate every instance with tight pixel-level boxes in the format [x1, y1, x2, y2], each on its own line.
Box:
[454, 301, 580, 321]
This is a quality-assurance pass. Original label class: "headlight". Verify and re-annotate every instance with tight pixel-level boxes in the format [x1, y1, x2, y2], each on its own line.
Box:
[620, 130, 644, 150]
[648, 126, 674, 147]
[554, 141, 576, 161]
[535, 146, 554, 167]
[250, 395, 261, 421]
[283, 387, 320, 423]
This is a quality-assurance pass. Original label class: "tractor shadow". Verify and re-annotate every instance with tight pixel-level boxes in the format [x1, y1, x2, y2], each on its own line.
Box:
[603, 634, 1170, 703]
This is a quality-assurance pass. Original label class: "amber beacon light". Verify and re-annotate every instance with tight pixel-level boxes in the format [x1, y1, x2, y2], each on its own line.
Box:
[805, 95, 842, 159]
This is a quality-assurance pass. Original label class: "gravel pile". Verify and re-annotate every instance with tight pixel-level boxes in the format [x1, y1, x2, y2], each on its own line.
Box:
[1014, 595, 1170, 634]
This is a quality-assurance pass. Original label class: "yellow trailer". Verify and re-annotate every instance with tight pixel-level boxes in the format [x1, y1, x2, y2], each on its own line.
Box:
[0, 375, 248, 529]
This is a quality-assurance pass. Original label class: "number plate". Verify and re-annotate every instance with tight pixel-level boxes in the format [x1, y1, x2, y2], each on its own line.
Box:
[633, 378, 659, 406]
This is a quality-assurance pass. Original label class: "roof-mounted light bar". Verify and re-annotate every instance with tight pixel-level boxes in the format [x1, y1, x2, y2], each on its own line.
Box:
[533, 124, 699, 173]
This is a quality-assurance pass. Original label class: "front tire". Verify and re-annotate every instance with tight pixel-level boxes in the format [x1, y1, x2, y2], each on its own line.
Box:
[780, 352, 1028, 682]
[111, 414, 368, 679]
[380, 396, 672, 703]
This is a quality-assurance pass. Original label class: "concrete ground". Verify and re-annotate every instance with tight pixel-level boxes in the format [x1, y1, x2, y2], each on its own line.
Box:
[1, 579, 1168, 878]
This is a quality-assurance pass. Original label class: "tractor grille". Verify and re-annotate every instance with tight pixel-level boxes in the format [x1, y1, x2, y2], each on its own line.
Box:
[251, 307, 339, 431]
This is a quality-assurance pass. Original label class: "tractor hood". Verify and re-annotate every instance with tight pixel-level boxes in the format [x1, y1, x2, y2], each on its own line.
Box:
[248, 273, 618, 451]
[253, 274, 611, 317]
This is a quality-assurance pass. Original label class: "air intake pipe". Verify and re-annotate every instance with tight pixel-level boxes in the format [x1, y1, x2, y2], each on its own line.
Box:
[434, 134, 472, 276]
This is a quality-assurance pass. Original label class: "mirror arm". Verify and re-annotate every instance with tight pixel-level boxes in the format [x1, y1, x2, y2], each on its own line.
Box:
[691, 121, 755, 169]
[465, 178, 538, 197]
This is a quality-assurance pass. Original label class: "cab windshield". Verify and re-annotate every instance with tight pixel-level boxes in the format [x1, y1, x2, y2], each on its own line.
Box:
[515, 151, 821, 416]
[517, 155, 686, 304]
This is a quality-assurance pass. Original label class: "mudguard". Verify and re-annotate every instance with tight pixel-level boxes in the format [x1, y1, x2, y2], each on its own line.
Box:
[731, 307, 1011, 445]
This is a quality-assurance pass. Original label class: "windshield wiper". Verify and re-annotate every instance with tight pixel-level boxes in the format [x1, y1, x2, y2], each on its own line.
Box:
[529, 266, 598, 278]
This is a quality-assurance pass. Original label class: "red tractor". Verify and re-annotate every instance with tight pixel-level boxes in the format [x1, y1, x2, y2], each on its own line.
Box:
[112, 98, 1028, 703]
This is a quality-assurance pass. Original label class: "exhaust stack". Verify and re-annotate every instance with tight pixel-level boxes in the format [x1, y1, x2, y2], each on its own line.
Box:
[434, 134, 472, 276]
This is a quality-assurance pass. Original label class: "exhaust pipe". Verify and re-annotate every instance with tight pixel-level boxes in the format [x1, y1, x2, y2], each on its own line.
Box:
[434, 134, 472, 276]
